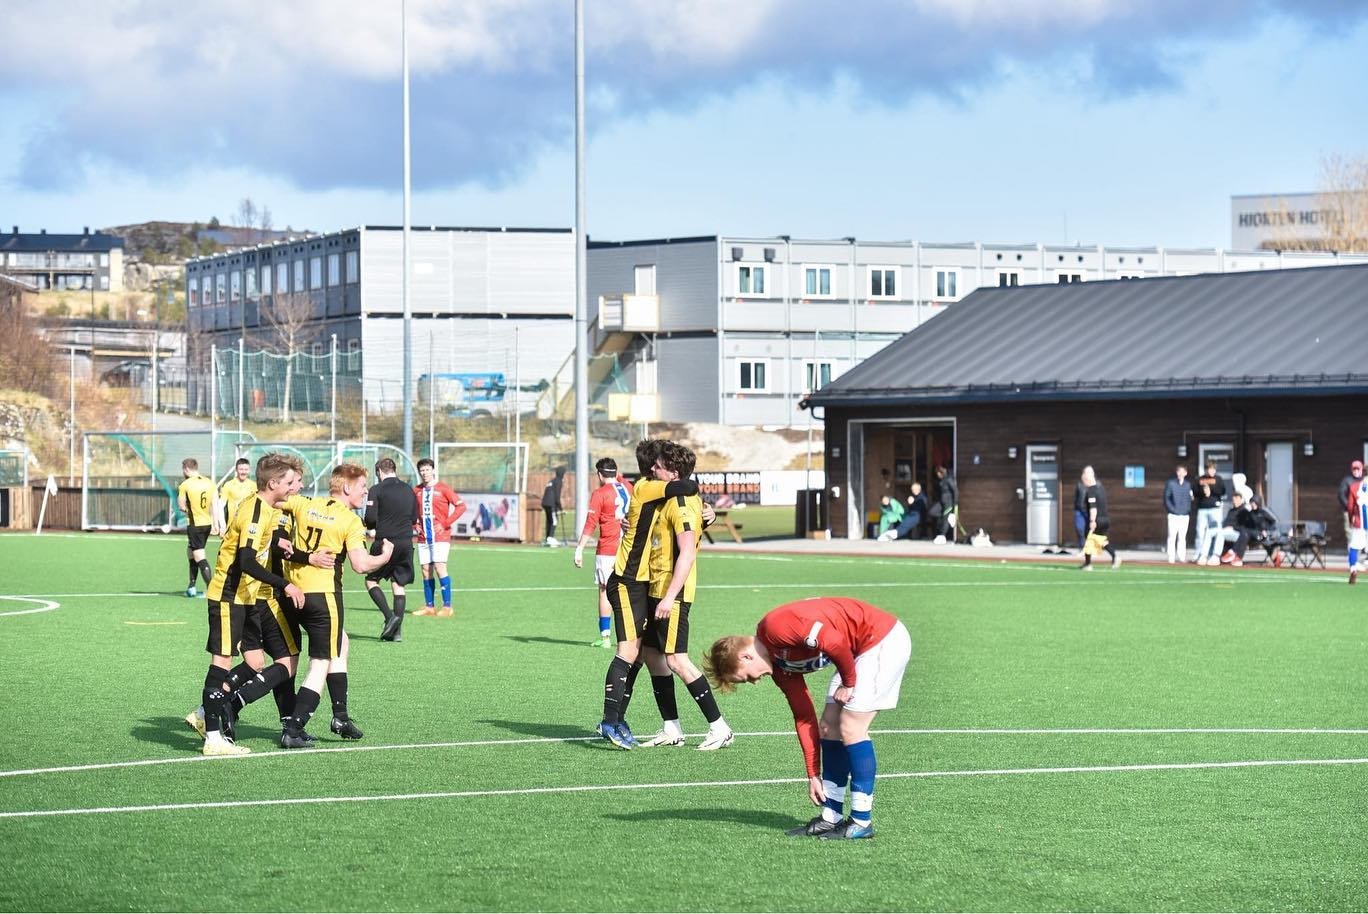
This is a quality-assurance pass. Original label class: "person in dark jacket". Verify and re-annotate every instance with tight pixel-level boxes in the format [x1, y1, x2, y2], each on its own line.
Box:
[363, 458, 419, 641]
[1216, 491, 1257, 566]
[1073, 478, 1088, 550]
[1339, 460, 1364, 563]
[1244, 496, 1285, 566]
[543, 466, 567, 546]
[1194, 461, 1228, 565]
[1079, 465, 1120, 570]
[1163, 464, 1195, 564]
[932, 466, 958, 543]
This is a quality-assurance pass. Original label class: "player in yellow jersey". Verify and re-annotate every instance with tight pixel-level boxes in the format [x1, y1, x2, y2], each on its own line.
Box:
[190, 453, 306, 756]
[277, 463, 393, 747]
[636, 440, 733, 750]
[595, 439, 700, 749]
[176, 457, 218, 597]
[219, 458, 258, 530]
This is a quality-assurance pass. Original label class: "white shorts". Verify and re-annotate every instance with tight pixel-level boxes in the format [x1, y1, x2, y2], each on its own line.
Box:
[594, 555, 615, 587]
[417, 541, 450, 566]
[826, 620, 912, 713]
[1350, 527, 1367, 551]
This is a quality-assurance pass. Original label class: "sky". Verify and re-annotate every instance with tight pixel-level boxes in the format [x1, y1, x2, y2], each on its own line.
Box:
[2, 0, 1367, 249]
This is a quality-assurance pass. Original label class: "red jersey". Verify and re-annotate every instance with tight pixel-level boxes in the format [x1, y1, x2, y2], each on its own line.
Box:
[757, 597, 899, 777]
[414, 482, 466, 544]
[580, 477, 633, 556]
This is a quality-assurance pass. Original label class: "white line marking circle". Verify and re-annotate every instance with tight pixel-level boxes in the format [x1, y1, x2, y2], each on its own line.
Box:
[0, 596, 60, 618]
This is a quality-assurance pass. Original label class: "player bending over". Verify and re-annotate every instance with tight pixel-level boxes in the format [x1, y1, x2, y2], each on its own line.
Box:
[705, 596, 912, 840]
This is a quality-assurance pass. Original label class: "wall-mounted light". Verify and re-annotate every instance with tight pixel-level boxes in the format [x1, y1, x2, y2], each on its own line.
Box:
[1303, 441, 1315, 457]
[1176, 443, 1188, 458]
[1007, 446, 1018, 460]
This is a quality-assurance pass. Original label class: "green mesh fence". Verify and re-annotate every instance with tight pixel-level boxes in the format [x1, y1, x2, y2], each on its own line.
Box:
[212, 347, 362, 423]
[82, 431, 245, 530]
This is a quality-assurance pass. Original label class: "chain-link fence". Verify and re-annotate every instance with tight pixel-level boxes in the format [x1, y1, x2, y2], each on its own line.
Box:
[82, 430, 241, 530]
[209, 345, 363, 425]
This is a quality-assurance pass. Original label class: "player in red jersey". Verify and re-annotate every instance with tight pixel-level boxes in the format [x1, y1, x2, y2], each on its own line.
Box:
[413, 458, 466, 616]
[705, 596, 912, 840]
[574, 457, 633, 647]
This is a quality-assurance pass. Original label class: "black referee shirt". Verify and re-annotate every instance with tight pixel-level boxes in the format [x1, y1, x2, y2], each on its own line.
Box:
[365, 476, 419, 540]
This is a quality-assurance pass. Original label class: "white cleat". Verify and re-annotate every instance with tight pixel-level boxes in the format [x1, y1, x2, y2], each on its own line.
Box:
[202, 738, 250, 757]
[185, 707, 206, 739]
[639, 728, 687, 748]
[696, 727, 735, 751]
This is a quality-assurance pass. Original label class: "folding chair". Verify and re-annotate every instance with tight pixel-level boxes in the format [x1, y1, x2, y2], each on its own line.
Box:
[1289, 521, 1327, 569]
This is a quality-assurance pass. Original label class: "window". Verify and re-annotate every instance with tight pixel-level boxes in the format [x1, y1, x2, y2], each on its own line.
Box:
[804, 360, 833, 392]
[99, 253, 109, 267]
[312, 342, 324, 357]
[345, 251, 359, 284]
[276, 263, 289, 296]
[634, 264, 656, 296]
[935, 269, 958, 298]
[310, 256, 323, 290]
[261, 265, 272, 296]
[804, 266, 833, 297]
[869, 267, 897, 298]
[216, 273, 226, 304]
[245, 266, 258, 300]
[293, 259, 305, 293]
[230, 270, 241, 302]
[998, 271, 1019, 287]
[738, 359, 768, 391]
[346, 338, 361, 353]
[737, 264, 766, 295]
[328, 253, 340, 286]
[189, 279, 198, 307]
[1057, 273, 1082, 284]
[99, 275, 109, 291]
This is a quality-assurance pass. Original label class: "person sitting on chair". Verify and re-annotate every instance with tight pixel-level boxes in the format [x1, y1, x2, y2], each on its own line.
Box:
[879, 483, 929, 542]
[1246, 496, 1285, 567]
[1217, 491, 1257, 567]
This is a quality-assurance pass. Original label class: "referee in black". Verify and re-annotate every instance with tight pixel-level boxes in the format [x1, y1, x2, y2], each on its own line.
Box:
[363, 457, 419, 642]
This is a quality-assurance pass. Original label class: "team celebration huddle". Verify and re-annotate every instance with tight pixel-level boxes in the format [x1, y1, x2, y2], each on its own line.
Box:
[176, 441, 911, 840]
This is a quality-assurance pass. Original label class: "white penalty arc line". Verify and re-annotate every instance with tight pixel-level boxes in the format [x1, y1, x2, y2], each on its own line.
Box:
[3, 756, 1367, 820]
[0, 596, 59, 618]
[3, 727, 1367, 779]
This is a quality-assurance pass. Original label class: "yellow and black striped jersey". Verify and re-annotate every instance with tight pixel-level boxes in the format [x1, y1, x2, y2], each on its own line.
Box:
[178, 474, 217, 527]
[648, 492, 705, 603]
[613, 479, 681, 583]
[219, 477, 258, 523]
[279, 494, 366, 593]
[206, 496, 279, 604]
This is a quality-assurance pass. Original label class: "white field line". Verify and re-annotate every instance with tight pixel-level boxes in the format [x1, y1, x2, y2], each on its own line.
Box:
[3, 727, 1366, 779]
[0, 597, 59, 617]
[3, 756, 1367, 820]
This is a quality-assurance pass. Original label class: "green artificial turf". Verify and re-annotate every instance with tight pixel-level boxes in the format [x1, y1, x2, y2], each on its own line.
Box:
[0, 532, 1365, 912]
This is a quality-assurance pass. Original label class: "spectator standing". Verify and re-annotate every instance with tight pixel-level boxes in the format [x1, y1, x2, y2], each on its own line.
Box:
[1072, 476, 1088, 551]
[1163, 464, 1194, 564]
[1194, 461, 1227, 565]
[932, 466, 958, 544]
[542, 466, 566, 546]
[1079, 465, 1120, 570]
[1339, 460, 1364, 568]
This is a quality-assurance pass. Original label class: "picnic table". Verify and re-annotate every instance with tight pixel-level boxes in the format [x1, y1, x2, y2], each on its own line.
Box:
[703, 509, 744, 544]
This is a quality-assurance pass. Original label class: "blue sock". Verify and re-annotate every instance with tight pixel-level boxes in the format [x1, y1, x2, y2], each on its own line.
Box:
[820, 738, 850, 822]
[1351, 548, 1360, 571]
[599, 615, 611, 636]
[423, 577, 435, 607]
[846, 739, 876, 825]
[439, 576, 452, 607]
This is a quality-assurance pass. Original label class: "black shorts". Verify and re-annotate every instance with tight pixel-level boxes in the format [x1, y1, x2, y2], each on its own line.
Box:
[287, 591, 345, 660]
[1093, 519, 1111, 536]
[205, 599, 247, 657]
[605, 573, 650, 644]
[366, 538, 415, 586]
[241, 593, 301, 658]
[644, 595, 692, 654]
[186, 525, 212, 551]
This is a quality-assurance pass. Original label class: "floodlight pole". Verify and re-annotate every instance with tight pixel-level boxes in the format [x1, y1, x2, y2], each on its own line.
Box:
[330, 333, 338, 441]
[237, 336, 245, 440]
[401, 0, 414, 458]
[573, 0, 589, 533]
[68, 344, 76, 484]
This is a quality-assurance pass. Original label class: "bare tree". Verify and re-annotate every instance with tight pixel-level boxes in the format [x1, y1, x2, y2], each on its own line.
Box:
[236, 198, 258, 246]
[261, 288, 316, 422]
[0, 282, 56, 397]
[1267, 153, 1368, 252]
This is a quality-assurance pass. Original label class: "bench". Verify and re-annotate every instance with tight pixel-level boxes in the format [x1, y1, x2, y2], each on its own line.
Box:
[1287, 520, 1327, 569]
[702, 509, 744, 544]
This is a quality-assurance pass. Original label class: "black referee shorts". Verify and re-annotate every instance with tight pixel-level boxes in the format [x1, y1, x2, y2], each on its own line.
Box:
[366, 537, 415, 586]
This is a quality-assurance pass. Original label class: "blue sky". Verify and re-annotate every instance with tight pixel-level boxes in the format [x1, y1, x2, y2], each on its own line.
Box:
[2, 0, 1366, 248]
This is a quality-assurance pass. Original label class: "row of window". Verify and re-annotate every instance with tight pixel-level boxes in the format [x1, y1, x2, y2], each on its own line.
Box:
[735, 359, 834, 393]
[188, 251, 358, 307]
[14, 273, 110, 291]
[0, 252, 110, 268]
[723, 264, 1099, 300]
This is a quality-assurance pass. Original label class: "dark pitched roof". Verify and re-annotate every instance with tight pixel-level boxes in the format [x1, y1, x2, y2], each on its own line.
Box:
[807, 262, 1368, 408]
[2, 231, 123, 252]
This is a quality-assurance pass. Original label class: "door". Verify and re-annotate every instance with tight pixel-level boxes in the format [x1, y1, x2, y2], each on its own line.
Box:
[1263, 442, 1294, 523]
[1026, 445, 1060, 545]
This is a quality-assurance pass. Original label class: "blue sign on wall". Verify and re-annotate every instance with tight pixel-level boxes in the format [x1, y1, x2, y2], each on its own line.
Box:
[1124, 465, 1146, 488]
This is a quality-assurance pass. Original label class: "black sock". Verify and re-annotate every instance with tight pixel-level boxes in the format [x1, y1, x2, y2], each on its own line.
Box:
[621, 661, 643, 719]
[368, 585, 393, 621]
[1105, 544, 1117, 559]
[188, 557, 198, 588]
[198, 560, 212, 585]
[290, 687, 321, 730]
[393, 594, 406, 622]
[202, 666, 228, 732]
[223, 661, 256, 692]
[602, 655, 633, 723]
[650, 674, 679, 721]
[326, 672, 349, 720]
[274, 673, 297, 722]
[233, 662, 290, 708]
[686, 675, 723, 724]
